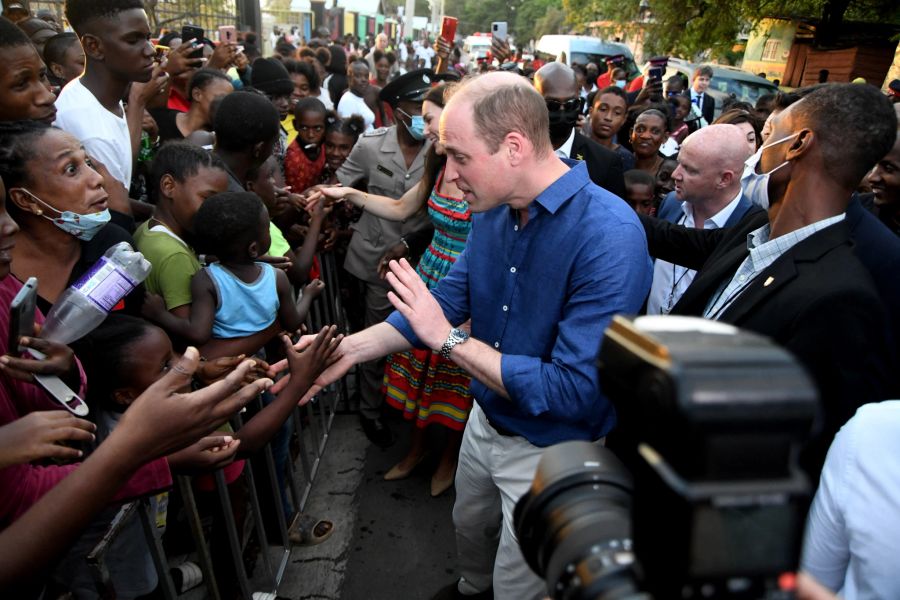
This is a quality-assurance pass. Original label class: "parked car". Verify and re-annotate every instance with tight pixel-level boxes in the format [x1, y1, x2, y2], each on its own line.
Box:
[535, 35, 640, 79]
[656, 58, 779, 118]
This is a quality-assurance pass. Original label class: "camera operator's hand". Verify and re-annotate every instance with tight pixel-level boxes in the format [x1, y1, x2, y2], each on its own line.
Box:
[0, 335, 76, 383]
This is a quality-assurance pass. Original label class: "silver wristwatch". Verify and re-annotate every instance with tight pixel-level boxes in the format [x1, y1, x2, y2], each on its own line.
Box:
[439, 328, 470, 359]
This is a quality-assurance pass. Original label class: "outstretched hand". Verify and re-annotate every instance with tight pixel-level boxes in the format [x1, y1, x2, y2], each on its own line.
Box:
[282, 325, 343, 405]
[112, 347, 272, 462]
[385, 258, 451, 350]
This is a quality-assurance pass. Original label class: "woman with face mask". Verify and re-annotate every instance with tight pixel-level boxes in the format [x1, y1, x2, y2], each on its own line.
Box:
[0, 121, 143, 316]
[309, 83, 475, 496]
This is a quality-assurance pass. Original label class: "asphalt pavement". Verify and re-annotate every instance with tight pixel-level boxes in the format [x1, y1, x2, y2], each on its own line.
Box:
[279, 411, 458, 600]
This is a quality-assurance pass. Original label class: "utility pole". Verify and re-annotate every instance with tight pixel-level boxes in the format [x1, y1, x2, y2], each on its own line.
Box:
[236, 0, 262, 35]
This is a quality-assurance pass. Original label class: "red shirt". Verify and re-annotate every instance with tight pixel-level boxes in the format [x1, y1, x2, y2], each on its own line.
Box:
[0, 276, 171, 528]
[284, 139, 326, 194]
[167, 87, 190, 113]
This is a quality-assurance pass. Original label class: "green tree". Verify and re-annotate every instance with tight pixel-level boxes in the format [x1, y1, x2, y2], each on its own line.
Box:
[515, 0, 565, 43]
[563, 0, 900, 58]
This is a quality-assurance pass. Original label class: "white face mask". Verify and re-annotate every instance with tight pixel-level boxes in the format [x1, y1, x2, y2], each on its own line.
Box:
[740, 132, 799, 210]
[13, 188, 111, 241]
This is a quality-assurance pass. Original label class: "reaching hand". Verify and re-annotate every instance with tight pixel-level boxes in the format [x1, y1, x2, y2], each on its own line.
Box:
[434, 37, 451, 60]
[377, 242, 409, 279]
[385, 258, 451, 350]
[0, 335, 76, 382]
[258, 255, 293, 271]
[196, 354, 270, 385]
[283, 325, 343, 404]
[112, 347, 272, 461]
[167, 435, 241, 473]
[0, 411, 96, 469]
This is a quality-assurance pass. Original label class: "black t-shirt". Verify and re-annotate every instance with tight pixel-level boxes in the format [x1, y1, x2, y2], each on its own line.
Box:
[149, 108, 186, 144]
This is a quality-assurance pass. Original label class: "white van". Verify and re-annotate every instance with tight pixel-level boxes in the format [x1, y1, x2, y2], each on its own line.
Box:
[535, 35, 639, 77]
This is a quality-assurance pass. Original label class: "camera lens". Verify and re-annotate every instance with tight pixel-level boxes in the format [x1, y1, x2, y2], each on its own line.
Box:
[514, 442, 639, 600]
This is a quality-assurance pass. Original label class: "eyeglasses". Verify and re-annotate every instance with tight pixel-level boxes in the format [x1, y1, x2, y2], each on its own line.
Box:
[545, 98, 582, 113]
[298, 125, 325, 133]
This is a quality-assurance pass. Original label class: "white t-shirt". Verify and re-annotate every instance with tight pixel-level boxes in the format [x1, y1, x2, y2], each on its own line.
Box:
[317, 86, 334, 111]
[414, 45, 435, 68]
[337, 91, 375, 131]
[54, 79, 132, 192]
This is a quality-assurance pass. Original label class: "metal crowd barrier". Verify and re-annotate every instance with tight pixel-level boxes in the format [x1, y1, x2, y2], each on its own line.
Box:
[85, 251, 350, 599]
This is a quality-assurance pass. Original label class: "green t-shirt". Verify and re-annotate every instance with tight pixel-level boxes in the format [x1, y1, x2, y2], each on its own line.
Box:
[267, 222, 291, 257]
[134, 221, 201, 310]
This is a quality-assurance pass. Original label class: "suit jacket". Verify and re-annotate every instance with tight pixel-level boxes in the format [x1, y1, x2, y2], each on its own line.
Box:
[569, 132, 626, 199]
[656, 190, 761, 227]
[641, 211, 893, 476]
[337, 126, 433, 285]
[683, 90, 715, 125]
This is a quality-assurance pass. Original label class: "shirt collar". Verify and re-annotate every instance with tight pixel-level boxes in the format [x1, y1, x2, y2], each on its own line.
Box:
[745, 213, 846, 267]
[531, 160, 591, 215]
[680, 189, 743, 228]
[555, 128, 576, 158]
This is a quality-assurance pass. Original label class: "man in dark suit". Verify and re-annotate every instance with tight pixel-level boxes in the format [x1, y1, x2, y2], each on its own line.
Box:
[684, 64, 715, 126]
[641, 83, 897, 478]
[534, 62, 626, 198]
[646, 124, 763, 314]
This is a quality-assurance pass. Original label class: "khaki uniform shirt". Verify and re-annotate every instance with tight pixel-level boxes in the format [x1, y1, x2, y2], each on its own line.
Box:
[337, 126, 432, 284]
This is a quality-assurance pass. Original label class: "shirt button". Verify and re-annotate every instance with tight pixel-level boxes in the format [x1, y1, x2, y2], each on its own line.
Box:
[514, 225, 519, 231]
[494, 342, 500, 348]
[739, 275, 746, 282]
[510, 267, 517, 273]
[404, 173, 410, 179]
[401, 219, 407, 223]
[502, 305, 508, 312]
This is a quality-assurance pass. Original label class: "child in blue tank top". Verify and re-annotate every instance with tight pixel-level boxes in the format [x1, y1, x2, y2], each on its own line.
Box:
[148, 192, 307, 344]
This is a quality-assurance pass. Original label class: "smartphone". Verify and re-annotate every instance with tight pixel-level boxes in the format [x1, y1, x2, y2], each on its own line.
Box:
[181, 25, 204, 59]
[218, 25, 236, 44]
[9, 277, 37, 353]
[440, 16, 458, 44]
[648, 66, 664, 83]
[491, 21, 508, 44]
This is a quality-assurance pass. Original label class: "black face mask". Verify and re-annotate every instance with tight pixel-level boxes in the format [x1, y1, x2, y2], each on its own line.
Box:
[548, 108, 580, 139]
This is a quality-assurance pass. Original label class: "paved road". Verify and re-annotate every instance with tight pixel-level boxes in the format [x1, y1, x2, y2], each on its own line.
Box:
[279, 412, 458, 600]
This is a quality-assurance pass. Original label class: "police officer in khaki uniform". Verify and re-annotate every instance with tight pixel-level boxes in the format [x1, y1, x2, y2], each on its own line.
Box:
[337, 69, 435, 445]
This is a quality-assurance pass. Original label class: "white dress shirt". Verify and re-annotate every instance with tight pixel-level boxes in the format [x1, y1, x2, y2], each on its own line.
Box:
[801, 400, 900, 600]
[646, 191, 742, 315]
[554, 128, 576, 159]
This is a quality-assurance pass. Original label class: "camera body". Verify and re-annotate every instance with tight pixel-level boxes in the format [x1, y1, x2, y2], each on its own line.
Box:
[516, 316, 818, 600]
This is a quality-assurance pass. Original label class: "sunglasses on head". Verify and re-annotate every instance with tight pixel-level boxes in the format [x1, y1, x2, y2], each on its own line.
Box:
[545, 98, 582, 112]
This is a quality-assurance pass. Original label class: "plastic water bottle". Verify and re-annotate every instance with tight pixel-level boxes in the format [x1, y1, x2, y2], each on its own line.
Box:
[40, 242, 151, 344]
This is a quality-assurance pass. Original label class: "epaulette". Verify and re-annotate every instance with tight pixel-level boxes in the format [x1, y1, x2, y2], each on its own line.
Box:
[362, 127, 390, 137]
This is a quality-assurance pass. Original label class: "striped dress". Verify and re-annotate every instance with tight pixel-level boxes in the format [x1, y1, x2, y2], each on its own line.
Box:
[383, 169, 473, 430]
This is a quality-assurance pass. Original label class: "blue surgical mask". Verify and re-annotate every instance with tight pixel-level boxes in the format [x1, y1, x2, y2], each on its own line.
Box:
[397, 108, 426, 141]
[615, 79, 627, 88]
[740, 132, 799, 210]
[15, 188, 111, 241]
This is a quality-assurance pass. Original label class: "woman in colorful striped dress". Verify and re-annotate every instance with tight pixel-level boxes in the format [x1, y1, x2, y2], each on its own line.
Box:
[313, 83, 472, 496]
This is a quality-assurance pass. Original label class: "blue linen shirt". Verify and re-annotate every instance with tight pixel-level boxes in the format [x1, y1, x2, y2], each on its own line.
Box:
[385, 161, 653, 446]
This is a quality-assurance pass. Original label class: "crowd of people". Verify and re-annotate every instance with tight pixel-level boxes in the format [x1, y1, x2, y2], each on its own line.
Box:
[1, 1, 899, 599]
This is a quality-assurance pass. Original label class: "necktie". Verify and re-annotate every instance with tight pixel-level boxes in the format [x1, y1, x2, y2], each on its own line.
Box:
[693, 94, 701, 107]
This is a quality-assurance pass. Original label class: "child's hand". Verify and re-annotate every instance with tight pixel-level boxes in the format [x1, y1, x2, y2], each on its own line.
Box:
[197, 354, 246, 385]
[258, 255, 292, 271]
[141, 292, 168, 322]
[168, 435, 241, 473]
[303, 279, 325, 300]
[283, 325, 343, 400]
